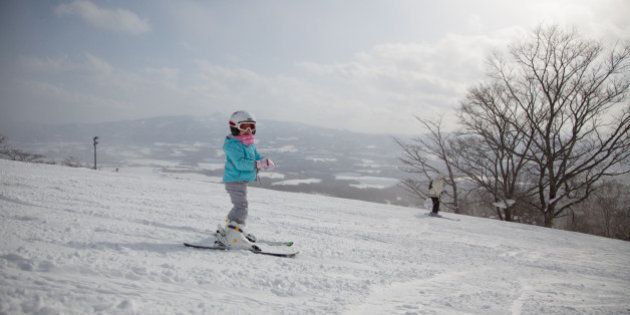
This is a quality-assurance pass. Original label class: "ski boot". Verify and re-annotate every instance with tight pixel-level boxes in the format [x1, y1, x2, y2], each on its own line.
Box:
[216, 223, 257, 244]
[216, 221, 260, 251]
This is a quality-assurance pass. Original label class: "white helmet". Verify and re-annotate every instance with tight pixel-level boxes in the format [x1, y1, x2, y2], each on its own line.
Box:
[229, 110, 256, 135]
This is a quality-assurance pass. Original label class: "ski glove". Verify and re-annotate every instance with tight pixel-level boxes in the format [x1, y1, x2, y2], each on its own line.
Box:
[256, 158, 275, 171]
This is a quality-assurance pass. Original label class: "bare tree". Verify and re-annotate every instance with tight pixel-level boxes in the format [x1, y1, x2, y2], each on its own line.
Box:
[591, 181, 630, 239]
[395, 116, 462, 213]
[0, 134, 8, 153]
[565, 180, 630, 240]
[0, 134, 44, 162]
[454, 82, 537, 221]
[488, 25, 630, 227]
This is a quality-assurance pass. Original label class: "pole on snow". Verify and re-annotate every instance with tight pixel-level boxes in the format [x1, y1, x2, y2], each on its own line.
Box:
[93, 136, 99, 170]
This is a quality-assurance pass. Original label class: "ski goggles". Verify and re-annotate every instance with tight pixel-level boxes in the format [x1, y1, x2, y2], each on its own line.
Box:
[236, 122, 256, 132]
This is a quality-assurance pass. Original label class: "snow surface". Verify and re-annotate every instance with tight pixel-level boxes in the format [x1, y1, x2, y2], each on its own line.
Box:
[335, 173, 399, 189]
[1, 159, 629, 314]
[271, 178, 322, 186]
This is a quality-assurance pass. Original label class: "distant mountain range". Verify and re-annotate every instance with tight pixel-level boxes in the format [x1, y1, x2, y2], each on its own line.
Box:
[1, 115, 419, 207]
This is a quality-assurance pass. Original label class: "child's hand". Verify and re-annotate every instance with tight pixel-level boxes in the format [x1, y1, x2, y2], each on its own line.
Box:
[256, 158, 275, 171]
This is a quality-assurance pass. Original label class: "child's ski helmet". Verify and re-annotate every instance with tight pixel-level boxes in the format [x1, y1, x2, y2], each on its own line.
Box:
[229, 110, 256, 135]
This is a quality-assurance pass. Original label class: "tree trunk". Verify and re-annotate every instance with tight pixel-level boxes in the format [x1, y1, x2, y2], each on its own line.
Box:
[544, 205, 555, 227]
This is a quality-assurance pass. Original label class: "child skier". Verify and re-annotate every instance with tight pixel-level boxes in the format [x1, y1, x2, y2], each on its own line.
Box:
[215, 110, 274, 251]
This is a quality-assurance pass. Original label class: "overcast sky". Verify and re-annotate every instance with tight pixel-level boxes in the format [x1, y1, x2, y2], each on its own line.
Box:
[1, 0, 628, 135]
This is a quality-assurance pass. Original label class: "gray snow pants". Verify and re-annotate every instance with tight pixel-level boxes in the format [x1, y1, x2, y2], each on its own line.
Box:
[225, 182, 249, 225]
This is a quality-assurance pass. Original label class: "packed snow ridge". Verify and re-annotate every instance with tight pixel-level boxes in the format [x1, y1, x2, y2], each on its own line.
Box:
[1, 159, 629, 314]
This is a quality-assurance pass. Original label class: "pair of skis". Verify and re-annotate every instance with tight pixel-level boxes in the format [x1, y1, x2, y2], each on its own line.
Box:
[426, 212, 460, 221]
[184, 235, 298, 258]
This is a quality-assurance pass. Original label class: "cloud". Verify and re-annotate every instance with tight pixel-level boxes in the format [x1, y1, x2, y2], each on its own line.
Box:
[9, 0, 629, 134]
[6, 29, 518, 135]
[519, 0, 629, 43]
[7, 54, 185, 123]
[20, 53, 113, 75]
[55, 0, 150, 35]
[294, 30, 520, 133]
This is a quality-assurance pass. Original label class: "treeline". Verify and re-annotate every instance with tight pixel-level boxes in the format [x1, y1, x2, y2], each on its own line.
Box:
[0, 133, 86, 168]
[0, 134, 45, 163]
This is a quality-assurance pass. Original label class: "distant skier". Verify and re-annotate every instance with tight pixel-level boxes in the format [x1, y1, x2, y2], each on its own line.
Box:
[428, 177, 445, 216]
[215, 110, 275, 251]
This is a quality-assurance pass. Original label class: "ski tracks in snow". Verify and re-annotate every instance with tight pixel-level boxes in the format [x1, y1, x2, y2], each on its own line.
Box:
[510, 279, 532, 315]
[344, 266, 520, 314]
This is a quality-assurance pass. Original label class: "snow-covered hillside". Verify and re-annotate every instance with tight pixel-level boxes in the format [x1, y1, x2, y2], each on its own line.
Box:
[1, 159, 629, 314]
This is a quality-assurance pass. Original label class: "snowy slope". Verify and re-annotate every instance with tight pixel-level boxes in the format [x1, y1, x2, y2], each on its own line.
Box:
[1, 159, 629, 314]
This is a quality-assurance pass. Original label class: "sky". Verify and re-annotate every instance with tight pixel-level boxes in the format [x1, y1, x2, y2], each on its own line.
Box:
[1, 0, 629, 135]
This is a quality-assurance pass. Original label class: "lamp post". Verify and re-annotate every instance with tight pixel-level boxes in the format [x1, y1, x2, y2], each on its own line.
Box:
[93, 136, 99, 170]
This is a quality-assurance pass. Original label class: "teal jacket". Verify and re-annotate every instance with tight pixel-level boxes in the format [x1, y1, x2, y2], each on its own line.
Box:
[223, 136, 262, 183]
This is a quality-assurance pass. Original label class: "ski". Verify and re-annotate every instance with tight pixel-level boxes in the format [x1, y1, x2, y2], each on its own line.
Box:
[214, 229, 294, 247]
[183, 243, 299, 258]
[426, 213, 460, 221]
[249, 239, 294, 247]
